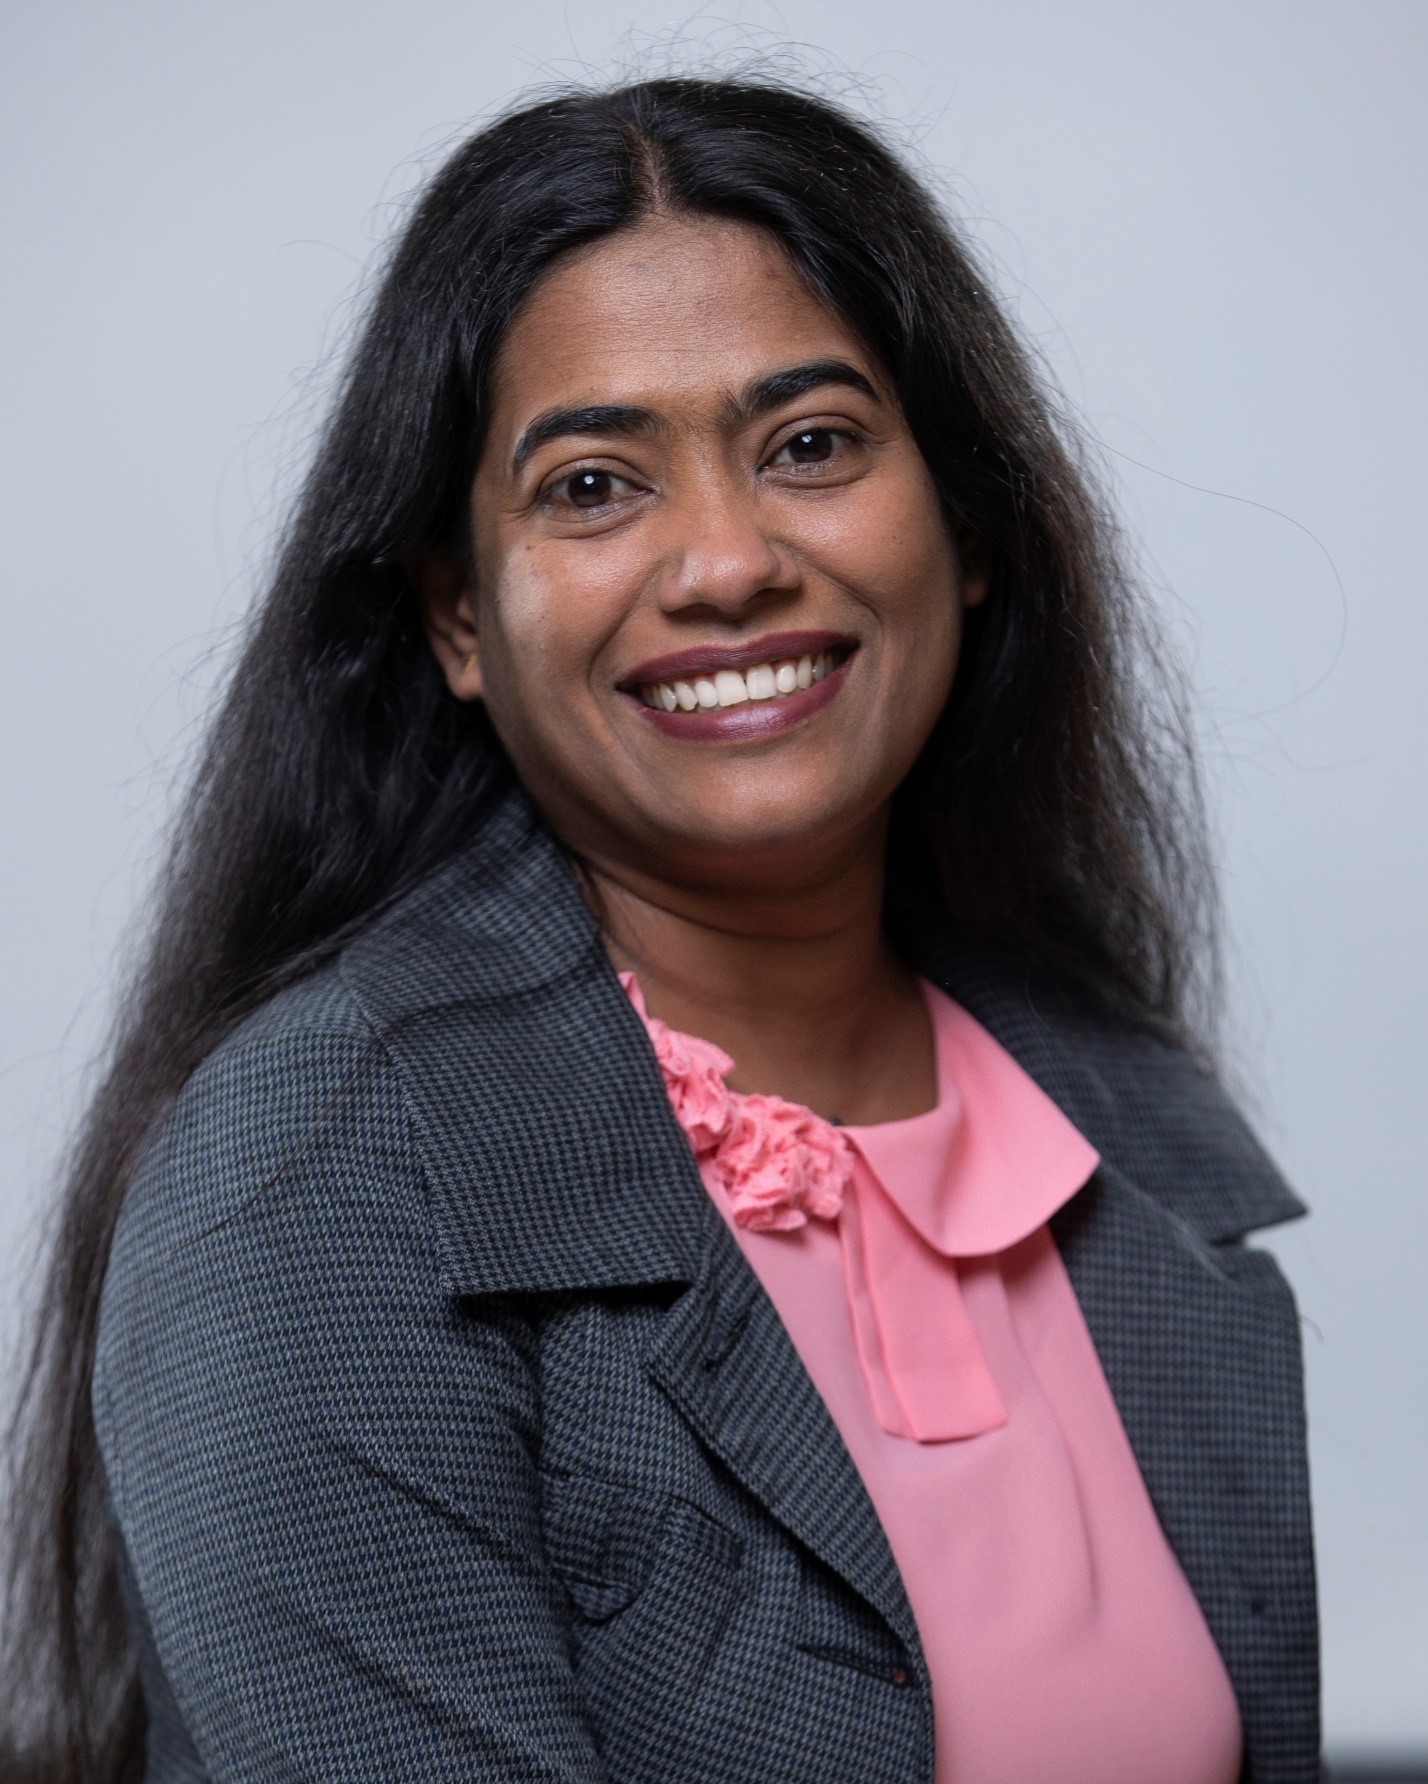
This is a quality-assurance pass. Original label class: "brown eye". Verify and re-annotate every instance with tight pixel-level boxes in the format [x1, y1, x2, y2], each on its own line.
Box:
[564, 470, 616, 507]
[782, 429, 836, 464]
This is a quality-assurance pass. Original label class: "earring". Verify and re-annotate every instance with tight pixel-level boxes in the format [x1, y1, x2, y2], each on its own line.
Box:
[462, 652, 477, 674]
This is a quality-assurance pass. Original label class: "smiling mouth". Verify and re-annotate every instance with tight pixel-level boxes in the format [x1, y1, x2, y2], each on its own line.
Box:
[636, 646, 849, 714]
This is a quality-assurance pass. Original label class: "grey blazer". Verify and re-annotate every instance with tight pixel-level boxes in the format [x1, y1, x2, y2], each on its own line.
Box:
[94, 789, 1319, 1782]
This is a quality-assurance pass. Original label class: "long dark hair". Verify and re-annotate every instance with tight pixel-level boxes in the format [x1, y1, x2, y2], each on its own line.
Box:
[2, 75, 1215, 1779]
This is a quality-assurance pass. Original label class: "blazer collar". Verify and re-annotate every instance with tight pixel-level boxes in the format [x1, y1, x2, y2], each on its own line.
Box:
[340, 782, 1300, 1300]
[339, 787, 709, 1299]
[899, 926, 1303, 1244]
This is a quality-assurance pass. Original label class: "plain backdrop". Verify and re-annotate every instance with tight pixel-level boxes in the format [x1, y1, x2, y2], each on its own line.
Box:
[2, 0, 1424, 1762]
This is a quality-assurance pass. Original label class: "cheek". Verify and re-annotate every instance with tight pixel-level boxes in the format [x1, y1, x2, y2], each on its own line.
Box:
[798, 473, 960, 651]
[481, 547, 592, 682]
[475, 542, 636, 766]
[872, 475, 957, 599]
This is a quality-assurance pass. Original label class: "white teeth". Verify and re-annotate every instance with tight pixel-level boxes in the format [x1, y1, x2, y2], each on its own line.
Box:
[641, 651, 840, 715]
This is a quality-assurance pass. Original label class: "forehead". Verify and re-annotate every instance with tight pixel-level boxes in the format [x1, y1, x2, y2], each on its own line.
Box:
[484, 216, 877, 435]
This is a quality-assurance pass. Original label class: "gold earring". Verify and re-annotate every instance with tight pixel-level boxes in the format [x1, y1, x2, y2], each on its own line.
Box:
[462, 652, 477, 674]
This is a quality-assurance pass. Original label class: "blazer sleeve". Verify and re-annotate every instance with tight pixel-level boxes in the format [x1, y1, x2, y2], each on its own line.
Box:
[93, 1019, 606, 1783]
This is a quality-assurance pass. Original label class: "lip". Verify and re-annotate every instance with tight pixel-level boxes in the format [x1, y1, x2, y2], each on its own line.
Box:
[630, 650, 855, 743]
[618, 629, 856, 690]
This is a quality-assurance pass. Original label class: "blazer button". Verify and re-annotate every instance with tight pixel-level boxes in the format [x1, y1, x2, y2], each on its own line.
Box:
[890, 1667, 909, 1686]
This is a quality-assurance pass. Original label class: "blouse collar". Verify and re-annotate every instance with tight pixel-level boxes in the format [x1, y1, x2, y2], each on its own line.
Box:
[843, 982, 1099, 1260]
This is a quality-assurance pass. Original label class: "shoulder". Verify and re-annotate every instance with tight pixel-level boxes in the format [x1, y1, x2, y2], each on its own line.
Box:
[94, 965, 446, 1472]
[93, 949, 556, 1559]
[101, 964, 405, 1290]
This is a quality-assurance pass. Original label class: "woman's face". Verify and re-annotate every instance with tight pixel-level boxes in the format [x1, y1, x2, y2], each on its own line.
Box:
[424, 214, 984, 892]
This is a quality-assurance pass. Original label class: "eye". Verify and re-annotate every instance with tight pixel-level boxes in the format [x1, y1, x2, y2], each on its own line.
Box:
[769, 427, 860, 472]
[781, 429, 836, 464]
[565, 470, 615, 508]
[546, 467, 639, 512]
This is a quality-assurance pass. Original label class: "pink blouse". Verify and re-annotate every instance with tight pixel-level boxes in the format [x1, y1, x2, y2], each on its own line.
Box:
[624, 973, 1243, 1784]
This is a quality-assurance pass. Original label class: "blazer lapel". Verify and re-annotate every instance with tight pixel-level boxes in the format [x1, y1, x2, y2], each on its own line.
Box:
[644, 1195, 920, 1653]
[343, 791, 913, 1647]
[1055, 1166, 1319, 1782]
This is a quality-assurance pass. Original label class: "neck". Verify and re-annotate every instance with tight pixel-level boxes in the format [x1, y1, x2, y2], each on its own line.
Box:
[580, 820, 936, 1124]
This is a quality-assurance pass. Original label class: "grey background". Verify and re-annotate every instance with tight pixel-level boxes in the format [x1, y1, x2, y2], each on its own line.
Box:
[1, 0, 1423, 1763]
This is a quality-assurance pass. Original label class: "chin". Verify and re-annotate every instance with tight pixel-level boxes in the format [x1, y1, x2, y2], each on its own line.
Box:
[640, 796, 877, 878]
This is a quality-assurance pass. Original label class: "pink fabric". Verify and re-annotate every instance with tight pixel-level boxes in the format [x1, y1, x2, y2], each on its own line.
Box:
[621, 974, 851, 1230]
[626, 974, 1243, 1784]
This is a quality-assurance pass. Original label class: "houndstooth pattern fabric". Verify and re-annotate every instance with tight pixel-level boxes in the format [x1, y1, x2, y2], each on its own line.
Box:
[94, 789, 1319, 1782]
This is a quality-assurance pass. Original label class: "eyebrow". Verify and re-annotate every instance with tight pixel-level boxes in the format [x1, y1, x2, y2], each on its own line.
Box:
[509, 360, 881, 477]
[511, 404, 663, 476]
[725, 359, 880, 425]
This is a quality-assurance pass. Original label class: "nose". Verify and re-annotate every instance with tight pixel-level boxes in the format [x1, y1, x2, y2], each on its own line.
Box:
[656, 477, 800, 618]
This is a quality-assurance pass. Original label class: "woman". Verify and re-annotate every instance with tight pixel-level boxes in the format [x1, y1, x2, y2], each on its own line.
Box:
[2, 77, 1318, 1783]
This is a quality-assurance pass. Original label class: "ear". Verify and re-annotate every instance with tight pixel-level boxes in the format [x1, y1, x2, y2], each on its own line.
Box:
[956, 531, 992, 610]
[411, 545, 485, 701]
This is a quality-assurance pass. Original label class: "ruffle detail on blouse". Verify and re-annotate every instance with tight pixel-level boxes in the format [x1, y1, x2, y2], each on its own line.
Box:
[619, 971, 853, 1232]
